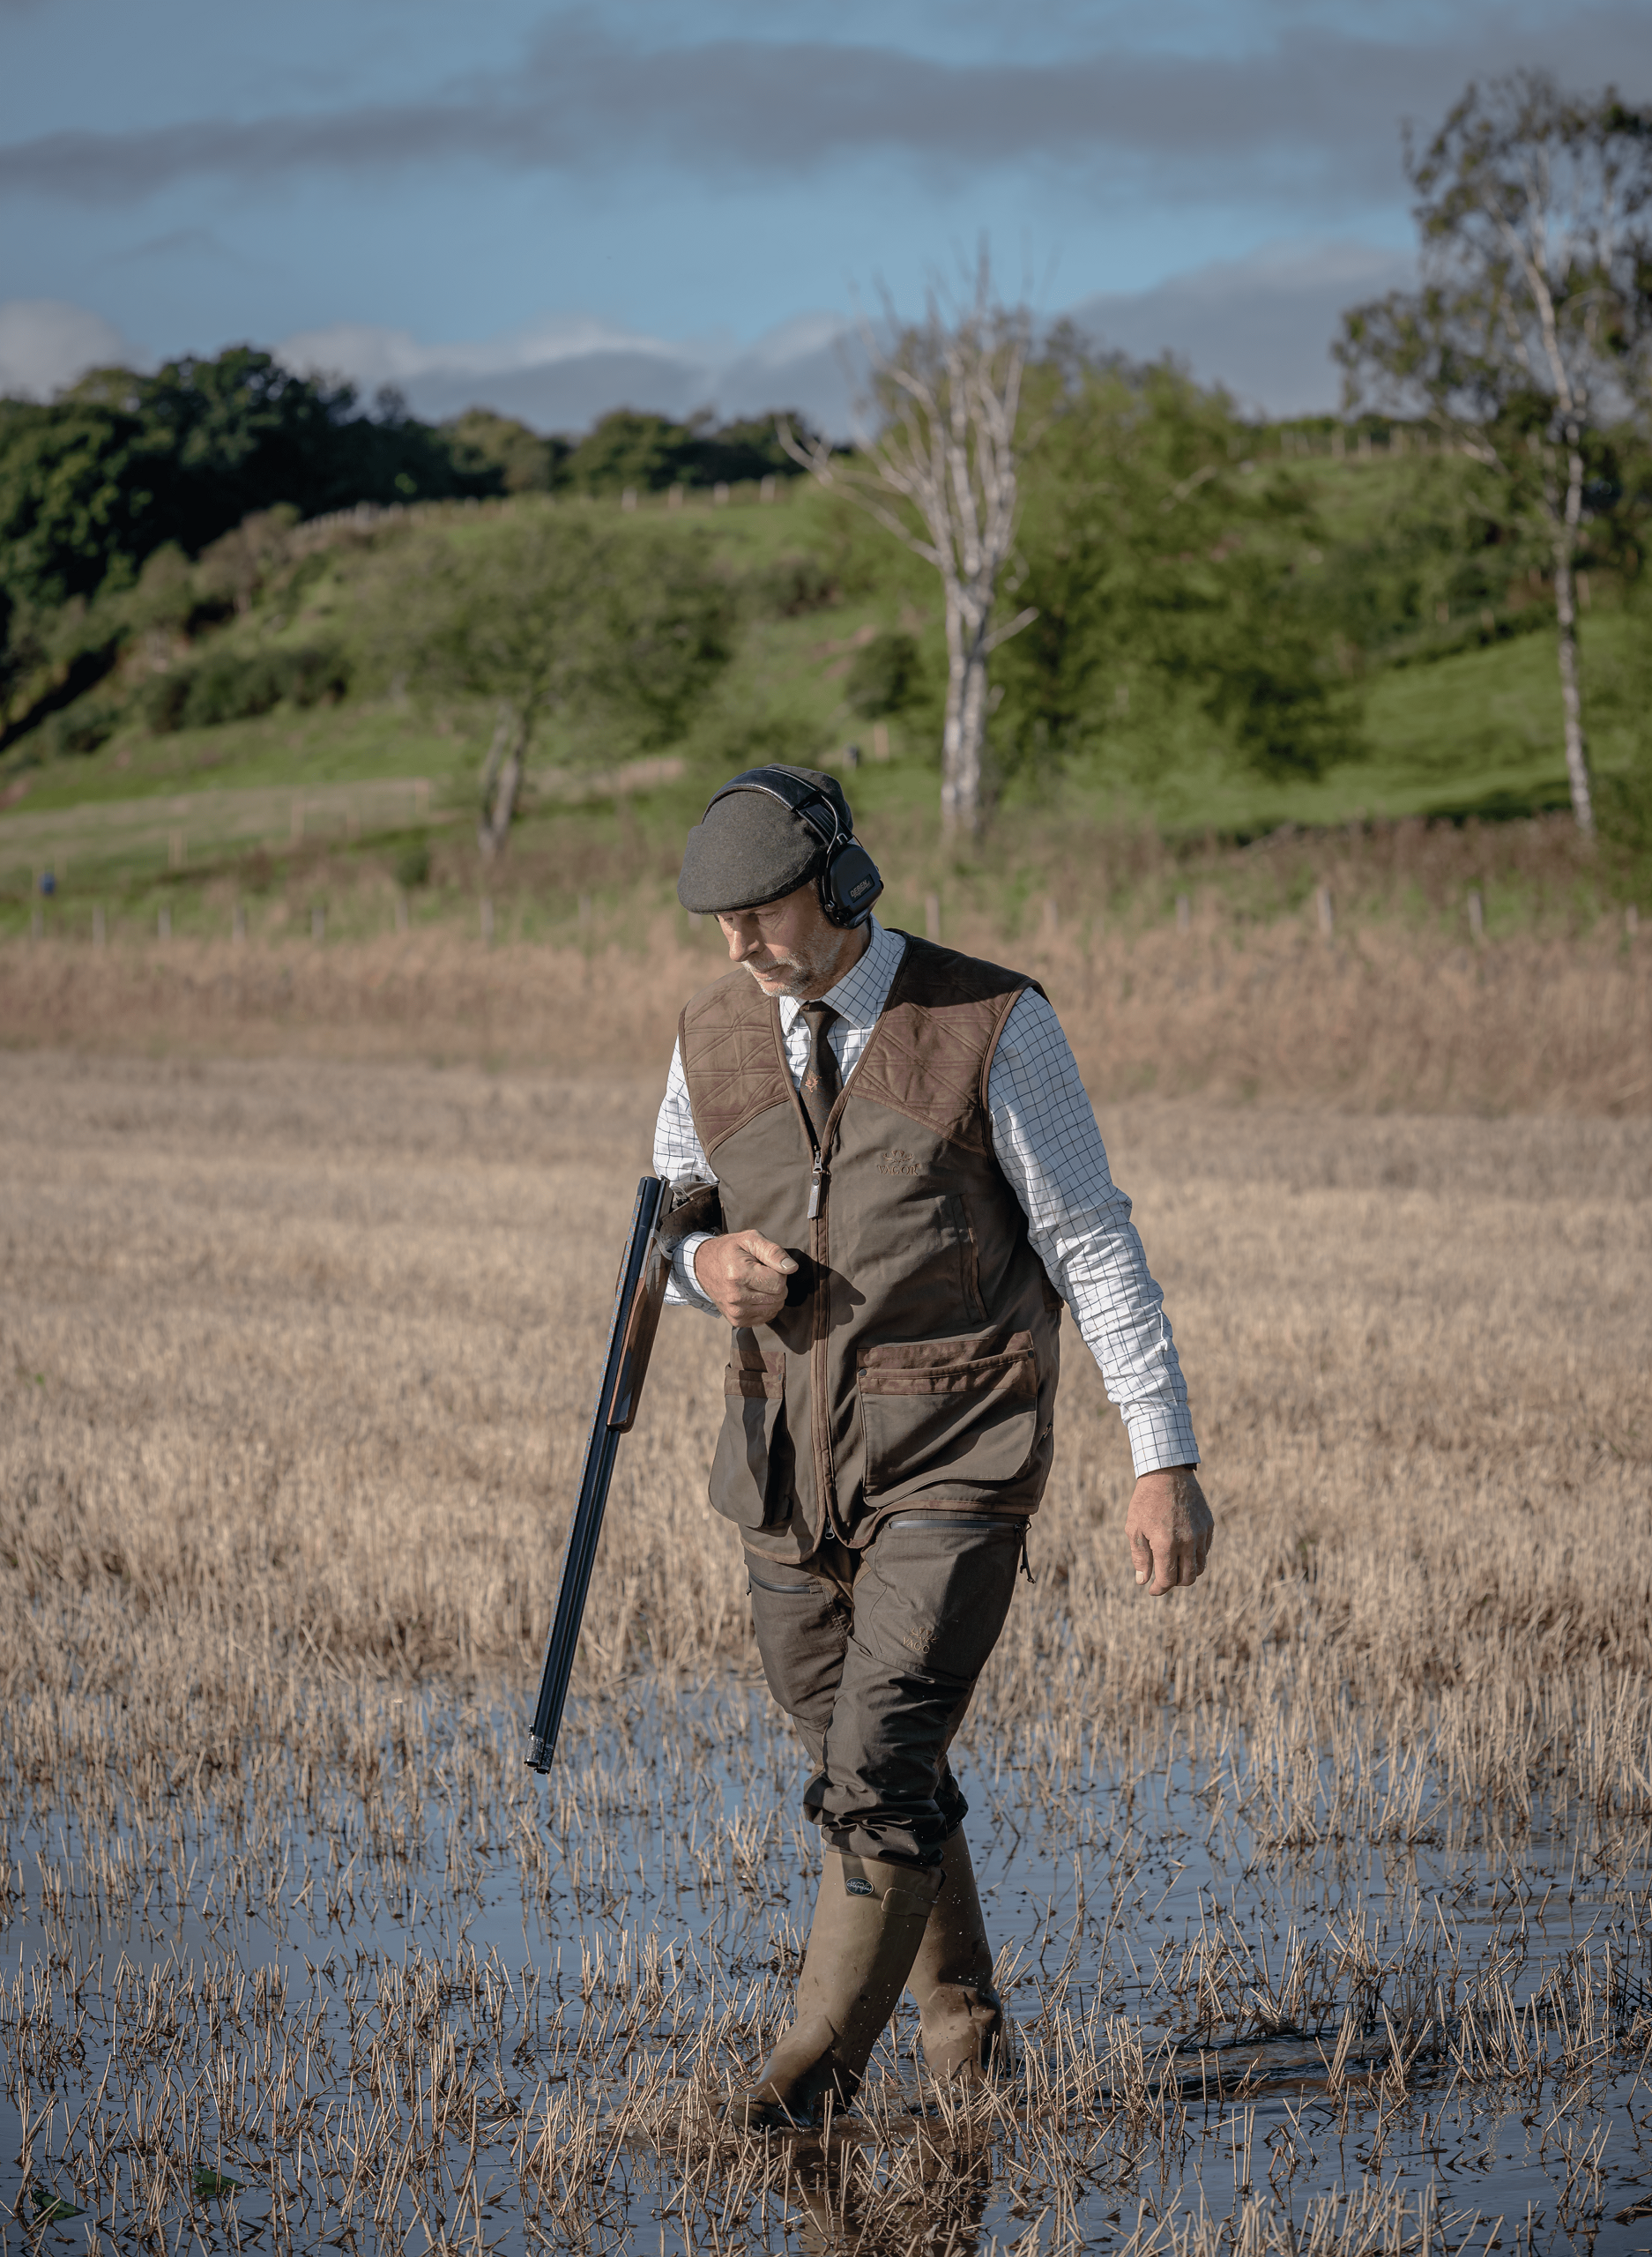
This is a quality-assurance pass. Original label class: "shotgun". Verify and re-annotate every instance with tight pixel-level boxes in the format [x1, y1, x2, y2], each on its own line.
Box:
[525, 1173, 718, 1773]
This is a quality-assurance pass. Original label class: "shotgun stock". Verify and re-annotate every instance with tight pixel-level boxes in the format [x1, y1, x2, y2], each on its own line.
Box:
[525, 1174, 718, 1773]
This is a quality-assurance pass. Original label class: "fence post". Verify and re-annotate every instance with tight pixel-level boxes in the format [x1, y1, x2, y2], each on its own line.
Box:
[1315, 884, 1335, 940]
[924, 892, 941, 942]
[1176, 894, 1191, 934]
[1467, 890, 1485, 942]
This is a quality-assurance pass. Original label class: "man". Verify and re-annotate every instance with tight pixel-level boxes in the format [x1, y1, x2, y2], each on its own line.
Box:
[654, 764, 1212, 2130]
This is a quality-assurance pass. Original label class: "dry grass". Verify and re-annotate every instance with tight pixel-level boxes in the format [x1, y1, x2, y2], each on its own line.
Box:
[3, 1054, 1648, 1804]
[4, 909, 1650, 1114]
[3, 1056, 1650, 2252]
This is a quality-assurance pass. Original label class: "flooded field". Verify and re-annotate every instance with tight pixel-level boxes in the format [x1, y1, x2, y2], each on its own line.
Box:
[3, 1056, 1649, 2253]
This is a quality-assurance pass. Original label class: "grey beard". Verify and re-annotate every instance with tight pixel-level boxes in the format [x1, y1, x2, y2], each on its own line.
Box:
[740, 945, 835, 1000]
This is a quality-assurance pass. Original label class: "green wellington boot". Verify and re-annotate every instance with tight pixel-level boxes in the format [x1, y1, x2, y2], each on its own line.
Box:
[728, 1851, 943, 2131]
[905, 1829, 1004, 2083]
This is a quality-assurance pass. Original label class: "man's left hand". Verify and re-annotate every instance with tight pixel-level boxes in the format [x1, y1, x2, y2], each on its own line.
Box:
[1126, 1466, 1214, 1597]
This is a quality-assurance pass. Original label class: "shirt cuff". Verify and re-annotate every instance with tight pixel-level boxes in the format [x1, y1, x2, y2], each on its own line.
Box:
[667, 1231, 720, 1313]
[1124, 1408, 1201, 1481]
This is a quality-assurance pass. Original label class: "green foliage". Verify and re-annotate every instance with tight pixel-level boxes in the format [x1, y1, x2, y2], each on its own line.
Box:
[1595, 765, 1652, 857]
[845, 629, 922, 719]
[997, 361, 1362, 786]
[41, 696, 121, 757]
[562, 407, 820, 495]
[194, 507, 301, 616]
[0, 391, 167, 615]
[0, 348, 504, 619]
[1334, 71, 1652, 827]
[441, 409, 569, 495]
[385, 510, 734, 759]
[394, 833, 432, 888]
[563, 410, 696, 495]
[754, 552, 841, 617]
[141, 643, 351, 734]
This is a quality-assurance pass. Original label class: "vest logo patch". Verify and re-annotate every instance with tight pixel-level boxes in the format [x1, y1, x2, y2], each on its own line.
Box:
[878, 1149, 923, 1177]
[844, 1876, 874, 1897]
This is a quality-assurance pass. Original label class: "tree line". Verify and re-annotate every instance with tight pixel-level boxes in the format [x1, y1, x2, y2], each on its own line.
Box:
[4, 71, 1651, 845]
[0, 354, 810, 653]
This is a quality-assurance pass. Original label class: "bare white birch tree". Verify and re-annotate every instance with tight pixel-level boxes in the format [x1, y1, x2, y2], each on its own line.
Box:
[1337, 72, 1652, 834]
[782, 257, 1038, 837]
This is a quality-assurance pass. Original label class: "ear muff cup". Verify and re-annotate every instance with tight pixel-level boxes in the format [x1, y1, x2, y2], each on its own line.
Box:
[820, 839, 882, 927]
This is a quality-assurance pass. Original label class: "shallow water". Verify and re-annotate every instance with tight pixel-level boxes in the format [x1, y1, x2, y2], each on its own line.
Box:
[3, 1672, 1649, 2255]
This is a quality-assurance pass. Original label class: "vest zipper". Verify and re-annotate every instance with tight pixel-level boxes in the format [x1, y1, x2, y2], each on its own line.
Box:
[811, 1152, 838, 1540]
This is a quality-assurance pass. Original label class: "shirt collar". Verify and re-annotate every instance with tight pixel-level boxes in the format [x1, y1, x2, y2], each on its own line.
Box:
[778, 916, 907, 1036]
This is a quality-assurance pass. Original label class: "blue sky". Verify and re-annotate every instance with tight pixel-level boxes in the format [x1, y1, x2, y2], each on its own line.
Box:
[2, 0, 1648, 424]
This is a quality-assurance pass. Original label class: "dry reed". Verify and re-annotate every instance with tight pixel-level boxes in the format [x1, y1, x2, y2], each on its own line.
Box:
[3, 1056, 1649, 2252]
[4, 905, 1649, 1114]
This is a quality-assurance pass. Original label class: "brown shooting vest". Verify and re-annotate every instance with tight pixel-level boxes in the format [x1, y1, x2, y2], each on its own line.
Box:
[679, 934, 1063, 1563]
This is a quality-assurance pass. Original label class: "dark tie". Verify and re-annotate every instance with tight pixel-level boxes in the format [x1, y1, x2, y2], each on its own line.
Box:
[799, 1002, 841, 1149]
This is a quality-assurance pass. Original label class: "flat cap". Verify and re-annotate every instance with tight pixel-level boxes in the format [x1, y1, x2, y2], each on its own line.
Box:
[678, 766, 852, 915]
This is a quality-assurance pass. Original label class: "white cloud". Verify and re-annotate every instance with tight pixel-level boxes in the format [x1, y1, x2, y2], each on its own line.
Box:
[277, 309, 864, 434]
[275, 242, 1407, 435]
[0, 298, 138, 399]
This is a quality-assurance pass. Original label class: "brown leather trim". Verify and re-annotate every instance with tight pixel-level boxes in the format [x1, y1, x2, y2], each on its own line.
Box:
[726, 1364, 785, 1400]
[977, 971, 1049, 1141]
[679, 974, 793, 1157]
[845, 935, 1043, 1153]
[857, 1330, 1037, 1397]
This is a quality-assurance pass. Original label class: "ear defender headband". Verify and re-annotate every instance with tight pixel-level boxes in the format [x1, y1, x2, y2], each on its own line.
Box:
[703, 767, 884, 928]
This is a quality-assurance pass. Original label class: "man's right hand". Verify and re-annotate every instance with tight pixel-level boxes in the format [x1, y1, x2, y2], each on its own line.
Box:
[692, 1231, 799, 1326]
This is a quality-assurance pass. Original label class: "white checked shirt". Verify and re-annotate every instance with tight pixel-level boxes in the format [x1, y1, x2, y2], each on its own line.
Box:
[653, 917, 1198, 1479]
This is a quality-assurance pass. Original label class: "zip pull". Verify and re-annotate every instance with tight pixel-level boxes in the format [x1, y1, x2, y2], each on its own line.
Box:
[807, 1157, 827, 1219]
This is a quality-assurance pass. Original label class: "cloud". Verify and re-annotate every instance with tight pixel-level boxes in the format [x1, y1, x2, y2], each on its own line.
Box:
[279, 309, 867, 435]
[0, 299, 139, 399]
[3, 6, 1647, 205]
[1069, 239, 1418, 414]
[280, 242, 1400, 435]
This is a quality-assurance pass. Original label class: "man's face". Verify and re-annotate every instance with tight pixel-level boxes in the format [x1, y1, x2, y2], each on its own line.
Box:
[717, 883, 845, 1000]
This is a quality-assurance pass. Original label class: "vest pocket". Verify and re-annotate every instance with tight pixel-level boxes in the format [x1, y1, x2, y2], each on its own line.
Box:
[857, 1330, 1039, 1495]
[711, 1347, 792, 1531]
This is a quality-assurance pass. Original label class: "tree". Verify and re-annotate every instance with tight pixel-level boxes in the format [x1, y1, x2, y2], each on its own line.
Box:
[0, 347, 508, 624]
[564, 410, 697, 496]
[995, 354, 1359, 790]
[388, 512, 734, 858]
[441, 408, 569, 494]
[1336, 72, 1652, 832]
[783, 258, 1038, 837]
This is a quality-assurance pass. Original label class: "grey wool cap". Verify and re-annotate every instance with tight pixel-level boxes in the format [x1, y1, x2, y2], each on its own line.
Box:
[677, 767, 852, 915]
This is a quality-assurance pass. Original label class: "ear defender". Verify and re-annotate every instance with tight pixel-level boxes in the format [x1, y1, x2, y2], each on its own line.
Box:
[702, 768, 884, 928]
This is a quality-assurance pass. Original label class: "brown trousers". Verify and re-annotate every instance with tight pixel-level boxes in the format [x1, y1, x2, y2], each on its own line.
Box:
[744, 1514, 1025, 1869]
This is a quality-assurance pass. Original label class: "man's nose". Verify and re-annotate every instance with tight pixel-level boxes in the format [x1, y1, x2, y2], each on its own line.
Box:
[725, 921, 761, 960]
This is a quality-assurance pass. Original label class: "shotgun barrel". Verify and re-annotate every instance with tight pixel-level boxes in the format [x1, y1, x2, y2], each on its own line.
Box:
[525, 1174, 714, 1773]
